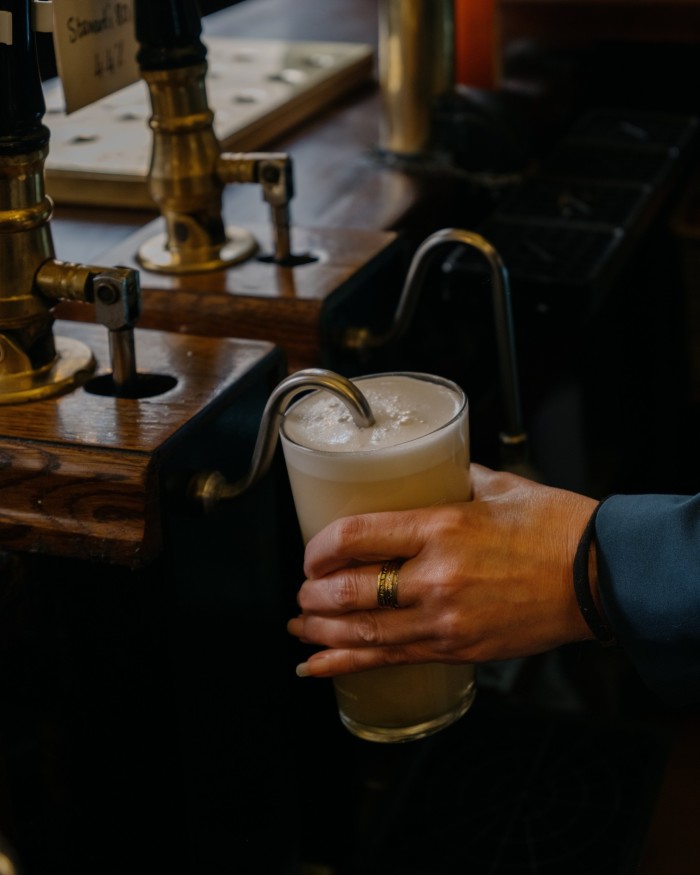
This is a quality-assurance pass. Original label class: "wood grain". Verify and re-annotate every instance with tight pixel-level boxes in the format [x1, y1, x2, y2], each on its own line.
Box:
[0, 321, 278, 566]
[56, 224, 401, 371]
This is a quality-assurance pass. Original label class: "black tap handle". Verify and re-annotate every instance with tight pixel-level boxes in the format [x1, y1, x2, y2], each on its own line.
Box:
[0, 0, 49, 155]
[135, 0, 207, 71]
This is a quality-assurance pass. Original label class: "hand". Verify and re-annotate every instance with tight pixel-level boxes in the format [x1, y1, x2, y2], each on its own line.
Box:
[287, 463, 599, 677]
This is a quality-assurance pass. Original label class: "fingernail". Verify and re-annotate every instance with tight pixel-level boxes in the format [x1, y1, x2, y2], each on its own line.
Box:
[296, 662, 310, 678]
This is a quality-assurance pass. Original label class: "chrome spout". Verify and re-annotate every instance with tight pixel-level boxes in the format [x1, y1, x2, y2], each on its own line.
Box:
[344, 227, 528, 468]
[190, 368, 375, 512]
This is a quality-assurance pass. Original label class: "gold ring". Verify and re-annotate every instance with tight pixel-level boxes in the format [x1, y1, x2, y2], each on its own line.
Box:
[377, 559, 402, 609]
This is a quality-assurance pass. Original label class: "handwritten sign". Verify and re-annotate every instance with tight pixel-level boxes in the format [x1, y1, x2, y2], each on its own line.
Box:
[52, 0, 140, 113]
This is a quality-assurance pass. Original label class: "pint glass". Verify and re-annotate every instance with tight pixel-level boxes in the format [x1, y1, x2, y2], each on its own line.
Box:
[280, 372, 476, 742]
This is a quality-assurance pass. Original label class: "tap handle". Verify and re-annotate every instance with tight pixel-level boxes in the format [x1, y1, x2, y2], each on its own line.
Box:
[217, 152, 295, 262]
[92, 268, 141, 394]
[0, 0, 49, 154]
[259, 155, 294, 262]
[134, 0, 206, 71]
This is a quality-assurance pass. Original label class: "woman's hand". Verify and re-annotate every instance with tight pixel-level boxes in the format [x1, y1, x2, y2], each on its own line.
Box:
[287, 463, 599, 677]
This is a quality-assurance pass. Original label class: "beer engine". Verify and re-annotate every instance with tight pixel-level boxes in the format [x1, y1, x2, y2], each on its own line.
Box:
[55, 0, 402, 373]
[0, 4, 304, 872]
[0, 0, 141, 406]
[131, 0, 291, 274]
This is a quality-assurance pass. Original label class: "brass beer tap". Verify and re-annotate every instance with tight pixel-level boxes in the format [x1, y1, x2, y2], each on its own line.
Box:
[134, 0, 296, 274]
[377, 0, 455, 159]
[0, 0, 141, 404]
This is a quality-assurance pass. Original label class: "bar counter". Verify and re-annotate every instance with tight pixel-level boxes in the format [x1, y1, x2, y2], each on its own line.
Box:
[43, 1, 700, 873]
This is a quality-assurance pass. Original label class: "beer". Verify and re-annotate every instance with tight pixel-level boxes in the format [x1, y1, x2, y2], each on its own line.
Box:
[281, 373, 476, 742]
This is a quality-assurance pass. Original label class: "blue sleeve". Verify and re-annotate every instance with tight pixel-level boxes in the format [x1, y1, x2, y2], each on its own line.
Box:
[595, 494, 700, 708]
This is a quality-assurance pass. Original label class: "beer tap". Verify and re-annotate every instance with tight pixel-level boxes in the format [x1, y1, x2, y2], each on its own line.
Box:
[343, 228, 531, 475]
[189, 368, 375, 513]
[134, 0, 297, 274]
[0, 0, 141, 403]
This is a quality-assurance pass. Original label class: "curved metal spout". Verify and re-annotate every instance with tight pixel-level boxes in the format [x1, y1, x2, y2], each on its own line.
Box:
[190, 368, 375, 512]
[344, 227, 526, 451]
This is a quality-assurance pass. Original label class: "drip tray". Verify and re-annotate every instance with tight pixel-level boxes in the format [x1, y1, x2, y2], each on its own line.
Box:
[346, 696, 668, 875]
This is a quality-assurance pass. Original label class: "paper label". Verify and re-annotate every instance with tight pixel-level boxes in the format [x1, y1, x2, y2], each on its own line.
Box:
[52, 0, 140, 113]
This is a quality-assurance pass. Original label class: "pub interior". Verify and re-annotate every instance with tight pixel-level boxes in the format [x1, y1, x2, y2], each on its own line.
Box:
[1, 0, 699, 873]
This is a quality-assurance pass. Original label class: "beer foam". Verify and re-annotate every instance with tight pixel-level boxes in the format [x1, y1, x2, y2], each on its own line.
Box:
[283, 374, 462, 452]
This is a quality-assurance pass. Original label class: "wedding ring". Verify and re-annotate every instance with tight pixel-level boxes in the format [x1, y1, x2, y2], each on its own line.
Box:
[377, 559, 402, 609]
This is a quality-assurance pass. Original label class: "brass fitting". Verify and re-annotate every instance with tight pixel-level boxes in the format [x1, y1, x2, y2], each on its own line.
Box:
[217, 152, 294, 263]
[134, 12, 296, 274]
[36, 260, 141, 395]
[136, 62, 259, 274]
[378, 0, 455, 157]
[0, 143, 143, 404]
[0, 0, 142, 404]
[0, 142, 95, 403]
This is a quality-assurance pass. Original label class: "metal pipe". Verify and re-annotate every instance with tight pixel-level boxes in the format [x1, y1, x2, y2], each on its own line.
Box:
[343, 227, 527, 457]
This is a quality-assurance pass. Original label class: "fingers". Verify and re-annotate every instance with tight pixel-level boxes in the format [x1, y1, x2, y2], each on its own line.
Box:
[295, 560, 412, 614]
[303, 509, 427, 578]
[295, 641, 437, 678]
[288, 602, 430, 652]
[302, 465, 516, 580]
[288, 557, 435, 646]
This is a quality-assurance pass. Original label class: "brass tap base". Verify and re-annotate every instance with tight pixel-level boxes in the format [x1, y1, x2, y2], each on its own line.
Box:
[0, 336, 95, 405]
[136, 226, 258, 275]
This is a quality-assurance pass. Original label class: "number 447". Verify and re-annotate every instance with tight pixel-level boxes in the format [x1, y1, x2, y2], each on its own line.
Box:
[94, 42, 125, 77]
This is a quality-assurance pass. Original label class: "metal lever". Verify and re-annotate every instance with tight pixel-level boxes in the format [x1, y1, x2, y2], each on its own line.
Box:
[92, 269, 141, 394]
[189, 368, 375, 513]
[36, 261, 142, 394]
[218, 152, 294, 263]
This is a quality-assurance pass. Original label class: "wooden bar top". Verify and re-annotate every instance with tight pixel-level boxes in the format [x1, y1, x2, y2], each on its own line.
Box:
[0, 321, 280, 566]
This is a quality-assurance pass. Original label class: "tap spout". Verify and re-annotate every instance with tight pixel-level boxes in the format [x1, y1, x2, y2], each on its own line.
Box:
[344, 227, 527, 459]
[190, 368, 374, 513]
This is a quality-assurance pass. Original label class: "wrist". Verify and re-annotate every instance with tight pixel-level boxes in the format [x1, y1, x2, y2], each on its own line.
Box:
[573, 499, 617, 646]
